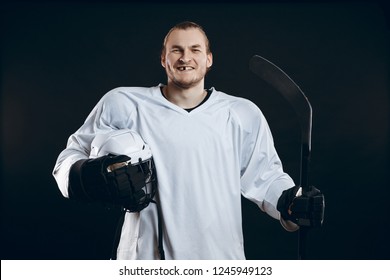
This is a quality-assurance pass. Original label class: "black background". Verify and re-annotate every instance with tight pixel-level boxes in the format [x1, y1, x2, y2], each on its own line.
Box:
[1, 0, 389, 260]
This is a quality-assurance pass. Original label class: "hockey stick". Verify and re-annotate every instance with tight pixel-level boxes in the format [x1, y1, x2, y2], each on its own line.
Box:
[249, 55, 312, 260]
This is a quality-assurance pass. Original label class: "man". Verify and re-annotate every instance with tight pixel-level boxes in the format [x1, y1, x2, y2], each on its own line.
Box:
[53, 21, 324, 259]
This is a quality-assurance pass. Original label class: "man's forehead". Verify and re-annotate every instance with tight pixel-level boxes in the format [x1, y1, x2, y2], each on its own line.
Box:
[165, 28, 207, 48]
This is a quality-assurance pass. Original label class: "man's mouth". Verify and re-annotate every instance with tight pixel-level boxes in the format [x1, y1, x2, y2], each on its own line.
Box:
[177, 66, 195, 71]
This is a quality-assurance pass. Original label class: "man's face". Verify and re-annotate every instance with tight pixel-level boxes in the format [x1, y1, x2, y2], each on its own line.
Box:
[161, 28, 213, 89]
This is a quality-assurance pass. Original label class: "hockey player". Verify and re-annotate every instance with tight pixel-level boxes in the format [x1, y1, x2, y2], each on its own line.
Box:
[53, 21, 324, 260]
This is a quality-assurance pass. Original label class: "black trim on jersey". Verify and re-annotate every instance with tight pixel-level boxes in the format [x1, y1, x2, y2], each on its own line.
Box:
[185, 89, 212, 112]
[160, 87, 212, 112]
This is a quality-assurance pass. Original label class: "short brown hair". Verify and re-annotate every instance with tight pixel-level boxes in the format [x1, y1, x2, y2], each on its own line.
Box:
[161, 21, 211, 57]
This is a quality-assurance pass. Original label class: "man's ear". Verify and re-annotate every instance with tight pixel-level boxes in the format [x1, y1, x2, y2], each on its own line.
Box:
[161, 54, 166, 68]
[207, 52, 213, 68]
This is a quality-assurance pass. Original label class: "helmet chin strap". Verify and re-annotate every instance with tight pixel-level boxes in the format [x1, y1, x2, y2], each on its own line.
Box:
[151, 199, 165, 260]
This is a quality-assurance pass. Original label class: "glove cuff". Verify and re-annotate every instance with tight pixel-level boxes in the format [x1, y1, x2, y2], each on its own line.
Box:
[68, 159, 90, 201]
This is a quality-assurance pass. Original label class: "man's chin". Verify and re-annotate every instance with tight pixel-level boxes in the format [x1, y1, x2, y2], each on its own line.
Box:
[172, 79, 202, 89]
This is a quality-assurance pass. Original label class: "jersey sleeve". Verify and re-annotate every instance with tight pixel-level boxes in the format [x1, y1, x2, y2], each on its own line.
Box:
[52, 88, 136, 198]
[236, 99, 298, 231]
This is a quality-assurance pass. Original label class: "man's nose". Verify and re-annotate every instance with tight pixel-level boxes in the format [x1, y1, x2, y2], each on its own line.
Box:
[179, 51, 192, 63]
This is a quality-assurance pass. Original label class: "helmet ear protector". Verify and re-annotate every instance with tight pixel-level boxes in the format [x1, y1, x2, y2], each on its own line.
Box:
[90, 129, 157, 212]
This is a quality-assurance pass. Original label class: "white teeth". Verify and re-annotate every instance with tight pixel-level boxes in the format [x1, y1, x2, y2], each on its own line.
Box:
[178, 66, 193, 71]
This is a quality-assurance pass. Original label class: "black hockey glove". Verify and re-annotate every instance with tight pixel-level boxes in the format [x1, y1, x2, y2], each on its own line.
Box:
[68, 154, 154, 212]
[277, 186, 325, 228]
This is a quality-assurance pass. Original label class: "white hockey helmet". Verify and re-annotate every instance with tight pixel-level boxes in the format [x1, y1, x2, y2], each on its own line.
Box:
[90, 129, 157, 212]
[90, 129, 152, 164]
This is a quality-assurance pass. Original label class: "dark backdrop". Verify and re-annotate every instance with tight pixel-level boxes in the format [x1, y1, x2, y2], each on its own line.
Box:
[1, 1, 389, 259]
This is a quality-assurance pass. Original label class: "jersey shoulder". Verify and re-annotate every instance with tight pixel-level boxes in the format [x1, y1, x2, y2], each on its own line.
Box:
[213, 88, 266, 126]
[103, 86, 157, 100]
[97, 86, 160, 108]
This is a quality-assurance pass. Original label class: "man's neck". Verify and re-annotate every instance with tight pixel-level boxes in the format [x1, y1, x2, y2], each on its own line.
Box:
[163, 83, 207, 109]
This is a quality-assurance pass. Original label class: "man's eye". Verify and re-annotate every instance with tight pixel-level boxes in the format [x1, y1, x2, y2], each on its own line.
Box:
[192, 49, 201, 53]
[172, 49, 181, 53]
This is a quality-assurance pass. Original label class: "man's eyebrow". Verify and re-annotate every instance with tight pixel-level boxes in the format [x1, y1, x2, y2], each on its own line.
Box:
[170, 44, 203, 49]
[170, 45, 183, 49]
[190, 44, 202, 48]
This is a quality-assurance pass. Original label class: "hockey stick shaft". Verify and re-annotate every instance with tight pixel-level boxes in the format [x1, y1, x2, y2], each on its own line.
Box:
[249, 55, 312, 259]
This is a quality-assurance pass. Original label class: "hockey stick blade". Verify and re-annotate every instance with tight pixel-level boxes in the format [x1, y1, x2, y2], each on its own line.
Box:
[249, 55, 312, 191]
[249, 55, 312, 151]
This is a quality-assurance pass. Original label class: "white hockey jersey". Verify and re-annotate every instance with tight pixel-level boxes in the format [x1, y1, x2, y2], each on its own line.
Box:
[53, 85, 296, 260]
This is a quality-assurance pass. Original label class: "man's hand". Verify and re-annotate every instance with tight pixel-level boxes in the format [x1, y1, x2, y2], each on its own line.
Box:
[69, 154, 131, 203]
[277, 186, 325, 228]
[68, 153, 156, 212]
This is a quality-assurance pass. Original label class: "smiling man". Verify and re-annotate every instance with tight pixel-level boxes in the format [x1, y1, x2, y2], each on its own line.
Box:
[53, 21, 324, 260]
[160, 24, 212, 109]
